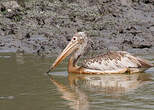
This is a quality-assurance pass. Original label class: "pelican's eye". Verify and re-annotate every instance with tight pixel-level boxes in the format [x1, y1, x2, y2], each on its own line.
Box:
[73, 37, 77, 41]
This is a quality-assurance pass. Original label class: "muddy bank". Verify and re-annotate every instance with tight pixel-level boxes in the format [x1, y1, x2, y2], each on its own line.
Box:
[0, 0, 154, 57]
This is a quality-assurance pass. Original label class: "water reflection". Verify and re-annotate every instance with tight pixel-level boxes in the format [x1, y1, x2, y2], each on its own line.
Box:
[49, 73, 151, 110]
[50, 76, 89, 110]
[69, 73, 152, 94]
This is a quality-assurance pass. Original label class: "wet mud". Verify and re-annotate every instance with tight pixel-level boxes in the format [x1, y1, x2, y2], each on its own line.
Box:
[0, 0, 154, 56]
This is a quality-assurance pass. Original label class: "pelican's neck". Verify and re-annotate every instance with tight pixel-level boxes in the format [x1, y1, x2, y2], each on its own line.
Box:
[68, 53, 81, 73]
[69, 53, 81, 67]
[73, 40, 87, 63]
[68, 37, 87, 73]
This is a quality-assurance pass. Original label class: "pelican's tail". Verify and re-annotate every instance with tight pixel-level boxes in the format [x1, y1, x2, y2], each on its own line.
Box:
[137, 57, 154, 68]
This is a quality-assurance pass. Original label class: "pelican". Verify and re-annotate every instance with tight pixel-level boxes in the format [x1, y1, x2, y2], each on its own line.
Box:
[47, 32, 153, 74]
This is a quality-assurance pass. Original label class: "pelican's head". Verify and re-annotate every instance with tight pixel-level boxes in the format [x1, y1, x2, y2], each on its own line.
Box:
[47, 32, 88, 72]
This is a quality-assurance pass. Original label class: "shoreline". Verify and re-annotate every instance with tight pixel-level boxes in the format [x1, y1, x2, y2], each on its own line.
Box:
[0, 0, 154, 56]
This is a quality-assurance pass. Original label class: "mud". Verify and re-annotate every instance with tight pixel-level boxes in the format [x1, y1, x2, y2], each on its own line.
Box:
[0, 0, 154, 57]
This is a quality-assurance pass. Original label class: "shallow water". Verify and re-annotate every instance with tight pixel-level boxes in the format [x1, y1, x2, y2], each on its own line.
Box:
[0, 53, 154, 110]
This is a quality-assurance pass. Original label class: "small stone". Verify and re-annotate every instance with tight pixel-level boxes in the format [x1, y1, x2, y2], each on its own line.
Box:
[7, 9, 12, 12]
[1, 1, 20, 10]
[150, 26, 154, 32]
[120, 0, 132, 6]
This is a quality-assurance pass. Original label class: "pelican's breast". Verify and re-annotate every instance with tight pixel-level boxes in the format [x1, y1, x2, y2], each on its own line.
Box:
[82, 51, 148, 71]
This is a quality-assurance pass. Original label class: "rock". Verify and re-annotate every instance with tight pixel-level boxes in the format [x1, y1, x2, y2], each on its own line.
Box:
[150, 26, 154, 32]
[120, 0, 132, 6]
[1, 1, 20, 11]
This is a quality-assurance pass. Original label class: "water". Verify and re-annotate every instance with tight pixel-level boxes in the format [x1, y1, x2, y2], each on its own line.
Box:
[0, 53, 154, 110]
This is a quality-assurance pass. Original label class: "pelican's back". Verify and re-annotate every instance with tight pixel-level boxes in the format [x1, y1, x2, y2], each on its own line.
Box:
[82, 51, 153, 73]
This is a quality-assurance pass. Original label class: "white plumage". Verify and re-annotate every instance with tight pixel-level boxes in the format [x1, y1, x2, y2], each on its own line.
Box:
[82, 51, 153, 73]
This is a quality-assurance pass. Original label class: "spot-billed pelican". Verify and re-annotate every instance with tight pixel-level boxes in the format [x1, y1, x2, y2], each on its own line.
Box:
[47, 32, 153, 74]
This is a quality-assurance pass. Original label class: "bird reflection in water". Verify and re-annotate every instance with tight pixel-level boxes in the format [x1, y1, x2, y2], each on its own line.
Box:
[49, 73, 151, 110]
[50, 75, 89, 110]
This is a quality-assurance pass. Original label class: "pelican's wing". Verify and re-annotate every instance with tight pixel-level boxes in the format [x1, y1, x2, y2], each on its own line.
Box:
[82, 51, 153, 72]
